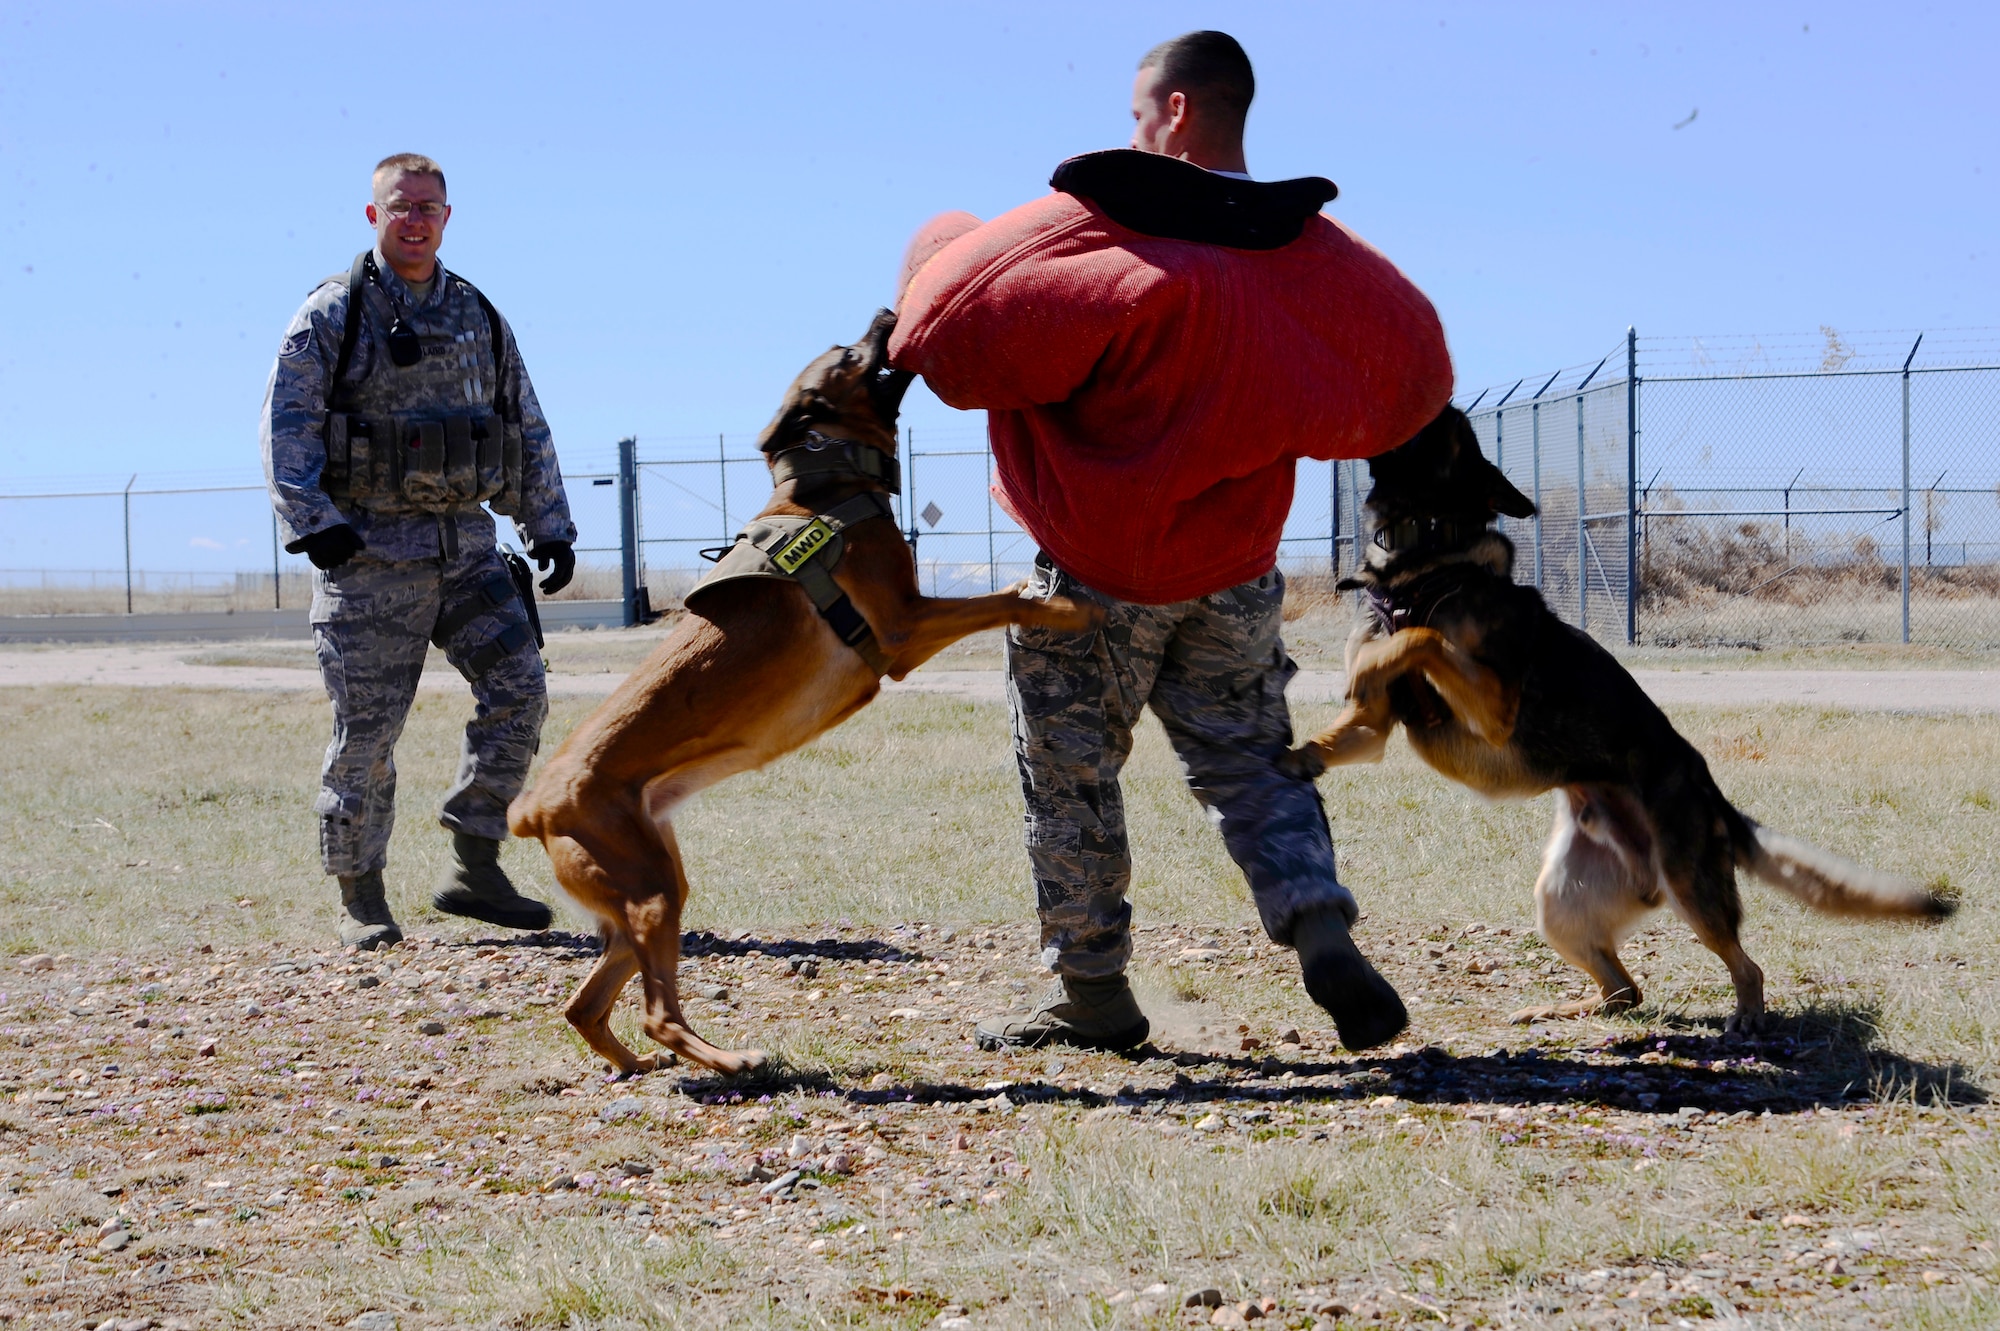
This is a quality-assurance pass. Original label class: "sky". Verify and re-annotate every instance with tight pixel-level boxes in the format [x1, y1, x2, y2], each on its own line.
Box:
[1, 1, 1995, 571]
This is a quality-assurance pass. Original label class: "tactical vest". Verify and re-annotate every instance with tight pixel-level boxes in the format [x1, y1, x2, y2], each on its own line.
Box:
[319, 251, 525, 515]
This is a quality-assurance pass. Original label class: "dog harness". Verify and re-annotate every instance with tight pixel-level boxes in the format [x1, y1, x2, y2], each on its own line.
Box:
[685, 433, 900, 676]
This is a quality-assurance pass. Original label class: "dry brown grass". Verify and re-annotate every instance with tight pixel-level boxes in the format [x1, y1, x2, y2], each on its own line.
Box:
[0, 679, 1996, 1327]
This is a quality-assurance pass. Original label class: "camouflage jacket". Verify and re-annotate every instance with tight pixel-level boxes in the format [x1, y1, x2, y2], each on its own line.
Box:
[260, 247, 576, 563]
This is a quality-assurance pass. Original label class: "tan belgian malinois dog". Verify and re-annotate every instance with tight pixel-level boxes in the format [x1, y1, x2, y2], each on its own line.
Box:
[509, 311, 1099, 1076]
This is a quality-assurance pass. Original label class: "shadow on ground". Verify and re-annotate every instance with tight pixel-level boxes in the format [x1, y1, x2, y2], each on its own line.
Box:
[443, 928, 922, 965]
[475, 932, 1983, 1118]
[651, 1000, 1984, 1118]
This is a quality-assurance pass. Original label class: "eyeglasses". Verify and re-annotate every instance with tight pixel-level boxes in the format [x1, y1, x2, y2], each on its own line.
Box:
[377, 199, 446, 220]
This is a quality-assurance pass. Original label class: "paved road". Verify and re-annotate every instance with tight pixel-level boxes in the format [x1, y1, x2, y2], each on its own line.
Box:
[884, 669, 2000, 713]
[0, 646, 1994, 712]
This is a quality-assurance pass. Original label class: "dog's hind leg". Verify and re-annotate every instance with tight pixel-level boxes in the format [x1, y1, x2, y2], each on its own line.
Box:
[623, 815, 767, 1078]
[1660, 826, 1766, 1034]
[562, 929, 667, 1075]
[545, 834, 665, 1075]
[1510, 788, 1657, 1025]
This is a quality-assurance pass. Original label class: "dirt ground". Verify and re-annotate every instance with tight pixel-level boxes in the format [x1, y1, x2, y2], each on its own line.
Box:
[3, 921, 1994, 1331]
[1, 634, 1996, 1329]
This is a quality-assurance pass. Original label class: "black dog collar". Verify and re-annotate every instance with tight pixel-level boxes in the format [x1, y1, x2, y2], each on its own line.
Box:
[1371, 515, 1488, 554]
[769, 431, 902, 496]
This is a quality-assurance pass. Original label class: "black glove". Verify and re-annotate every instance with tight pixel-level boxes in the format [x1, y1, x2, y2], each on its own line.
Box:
[293, 524, 366, 572]
[531, 540, 575, 595]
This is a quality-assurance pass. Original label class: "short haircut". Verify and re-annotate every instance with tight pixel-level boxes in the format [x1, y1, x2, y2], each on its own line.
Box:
[1138, 30, 1255, 128]
[372, 152, 447, 200]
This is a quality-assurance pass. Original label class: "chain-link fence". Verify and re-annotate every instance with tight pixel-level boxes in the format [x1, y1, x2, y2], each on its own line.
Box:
[0, 463, 630, 617]
[1464, 346, 1637, 643]
[7, 327, 1997, 649]
[1460, 328, 2000, 651]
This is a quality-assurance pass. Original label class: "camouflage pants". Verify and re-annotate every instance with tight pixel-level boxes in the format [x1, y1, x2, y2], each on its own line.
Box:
[1006, 555, 1356, 980]
[310, 544, 546, 875]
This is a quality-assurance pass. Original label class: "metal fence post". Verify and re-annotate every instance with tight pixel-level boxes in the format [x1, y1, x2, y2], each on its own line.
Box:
[1567, 354, 1608, 634]
[1527, 367, 1560, 595]
[1329, 455, 1340, 577]
[1900, 334, 1921, 643]
[270, 512, 281, 610]
[1492, 379, 1523, 476]
[1575, 393, 1587, 633]
[1531, 400, 1544, 591]
[1352, 459, 1364, 576]
[1625, 326, 1639, 645]
[121, 471, 137, 611]
[716, 433, 729, 539]
[904, 427, 923, 594]
[618, 436, 640, 627]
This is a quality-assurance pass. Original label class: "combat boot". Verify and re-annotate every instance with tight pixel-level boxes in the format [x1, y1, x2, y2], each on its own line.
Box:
[975, 974, 1149, 1052]
[1294, 904, 1407, 1051]
[431, 832, 553, 932]
[337, 870, 402, 951]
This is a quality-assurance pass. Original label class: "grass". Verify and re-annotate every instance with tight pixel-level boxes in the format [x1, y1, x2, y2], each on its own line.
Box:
[5, 682, 1989, 958]
[0, 671, 1996, 1327]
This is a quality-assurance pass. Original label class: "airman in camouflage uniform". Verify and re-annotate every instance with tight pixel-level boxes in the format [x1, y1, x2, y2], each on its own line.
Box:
[1004, 559, 1353, 981]
[952, 32, 1416, 1055]
[974, 557, 1382, 1052]
[261, 153, 576, 949]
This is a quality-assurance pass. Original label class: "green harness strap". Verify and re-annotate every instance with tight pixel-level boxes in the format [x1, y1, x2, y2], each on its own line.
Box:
[692, 491, 897, 676]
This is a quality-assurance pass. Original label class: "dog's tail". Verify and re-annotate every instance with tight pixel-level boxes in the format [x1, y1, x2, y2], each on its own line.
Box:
[1738, 817, 1954, 922]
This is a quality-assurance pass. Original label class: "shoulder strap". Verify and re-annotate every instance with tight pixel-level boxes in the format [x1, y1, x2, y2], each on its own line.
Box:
[821, 492, 898, 529]
[326, 251, 372, 412]
[450, 272, 517, 424]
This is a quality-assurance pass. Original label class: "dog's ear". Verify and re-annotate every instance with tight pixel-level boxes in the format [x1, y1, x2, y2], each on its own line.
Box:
[1443, 407, 1535, 518]
[757, 396, 816, 452]
[1486, 464, 1537, 519]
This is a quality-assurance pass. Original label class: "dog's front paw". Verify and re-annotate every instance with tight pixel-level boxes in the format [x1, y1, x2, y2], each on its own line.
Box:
[1030, 594, 1104, 634]
[1276, 742, 1328, 781]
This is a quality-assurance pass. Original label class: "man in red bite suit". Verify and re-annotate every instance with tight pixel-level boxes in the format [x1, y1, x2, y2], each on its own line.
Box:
[891, 31, 1453, 1053]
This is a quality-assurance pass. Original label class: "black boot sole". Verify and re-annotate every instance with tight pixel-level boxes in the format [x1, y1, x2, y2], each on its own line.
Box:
[1303, 956, 1409, 1051]
[431, 890, 552, 932]
[974, 1016, 1150, 1054]
[1297, 916, 1409, 1051]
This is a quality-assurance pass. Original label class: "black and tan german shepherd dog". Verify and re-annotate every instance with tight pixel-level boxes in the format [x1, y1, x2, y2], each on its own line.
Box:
[1285, 406, 1953, 1032]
